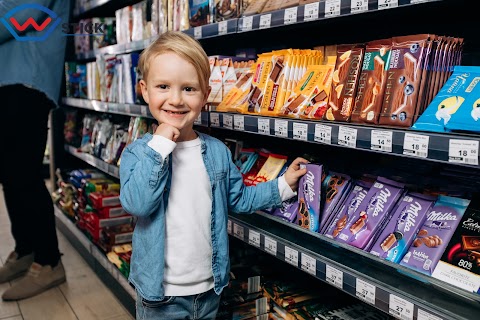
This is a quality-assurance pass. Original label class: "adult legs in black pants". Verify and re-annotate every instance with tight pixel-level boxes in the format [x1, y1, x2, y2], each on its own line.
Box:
[0, 85, 65, 301]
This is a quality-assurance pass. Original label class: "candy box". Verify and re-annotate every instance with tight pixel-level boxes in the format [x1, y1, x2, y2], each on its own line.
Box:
[297, 164, 324, 232]
[319, 172, 352, 233]
[88, 190, 121, 209]
[370, 192, 436, 263]
[271, 197, 298, 223]
[445, 74, 480, 133]
[400, 195, 470, 276]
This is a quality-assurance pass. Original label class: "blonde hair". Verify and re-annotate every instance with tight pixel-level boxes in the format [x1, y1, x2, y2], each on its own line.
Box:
[138, 31, 210, 93]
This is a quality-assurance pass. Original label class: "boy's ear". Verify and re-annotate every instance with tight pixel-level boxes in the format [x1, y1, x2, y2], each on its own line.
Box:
[140, 80, 150, 104]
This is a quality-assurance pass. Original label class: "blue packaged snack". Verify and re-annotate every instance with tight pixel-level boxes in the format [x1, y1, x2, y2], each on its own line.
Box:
[412, 66, 480, 132]
[445, 88, 480, 133]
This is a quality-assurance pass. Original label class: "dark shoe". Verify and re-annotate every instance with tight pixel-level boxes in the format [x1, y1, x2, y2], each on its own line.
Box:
[2, 261, 66, 301]
[0, 251, 34, 284]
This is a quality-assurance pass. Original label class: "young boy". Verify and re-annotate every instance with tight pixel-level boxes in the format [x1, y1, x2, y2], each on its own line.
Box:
[120, 31, 307, 319]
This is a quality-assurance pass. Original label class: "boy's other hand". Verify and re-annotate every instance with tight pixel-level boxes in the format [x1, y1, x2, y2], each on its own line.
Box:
[284, 157, 309, 192]
[155, 123, 181, 142]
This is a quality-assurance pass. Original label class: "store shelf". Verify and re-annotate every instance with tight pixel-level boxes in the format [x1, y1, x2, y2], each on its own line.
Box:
[209, 112, 480, 168]
[54, 206, 135, 315]
[183, 18, 238, 40]
[228, 211, 480, 320]
[65, 145, 120, 178]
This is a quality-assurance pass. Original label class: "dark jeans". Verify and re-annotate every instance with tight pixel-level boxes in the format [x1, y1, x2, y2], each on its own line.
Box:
[0, 85, 60, 266]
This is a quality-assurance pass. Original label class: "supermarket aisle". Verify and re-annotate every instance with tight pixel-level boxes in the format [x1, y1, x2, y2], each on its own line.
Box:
[0, 184, 134, 320]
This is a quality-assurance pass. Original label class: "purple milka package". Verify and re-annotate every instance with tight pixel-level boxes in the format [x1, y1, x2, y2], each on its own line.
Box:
[400, 195, 470, 276]
[298, 164, 324, 232]
[370, 193, 436, 263]
[319, 172, 352, 234]
[272, 197, 299, 223]
[336, 177, 405, 249]
[323, 180, 373, 239]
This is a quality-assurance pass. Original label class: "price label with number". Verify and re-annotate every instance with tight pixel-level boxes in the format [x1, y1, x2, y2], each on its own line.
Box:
[194, 27, 202, 39]
[233, 223, 244, 240]
[234, 115, 245, 131]
[371, 130, 393, 152]
[210, 113, 220, 127]
[411, 0, 428, 3]
[284, 246, 298, 266]
[293, 122, 308, 141]
[356, 279, 376, 305]
[378, 0, 398, 10]
[448, 139, 479, 165]
[223, 114, 233, 129]
[194, 113, 202, 125]
[259, 14, 271, 29]
[227, 220, 232, 234]
[284, 7, 298, 24]
[325, 0, 341, 17]
[218, 21, 228, 35]
[258, 118, 270, 135]
[248, 230, 261, 248]
[301, 253, 316, 276]
[389, 294, 414, 320]
[275, 119, 288, 137]
[338, 126, 357, 148]
[351, 0, 368, 13]
[314, 124, 332, 144]
[264, 236, 277, 256]
[242, 16, 253, 31]
[417, 309, 443, 320]
[403, 133, 429, 158]
[325, 265, 343, 289]
[304, 2, 319, 21]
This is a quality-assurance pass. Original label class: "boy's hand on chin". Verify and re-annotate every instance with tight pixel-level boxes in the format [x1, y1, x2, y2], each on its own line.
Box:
[284, 157, 309, 192]
[155, 123, 181, 142]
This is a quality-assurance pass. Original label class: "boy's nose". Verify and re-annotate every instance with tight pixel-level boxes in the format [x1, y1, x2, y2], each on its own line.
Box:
[168, 90, 183, 106]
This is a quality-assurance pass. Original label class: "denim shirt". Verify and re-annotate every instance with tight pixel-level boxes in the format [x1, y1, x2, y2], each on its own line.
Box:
[120, 132, 282, 301]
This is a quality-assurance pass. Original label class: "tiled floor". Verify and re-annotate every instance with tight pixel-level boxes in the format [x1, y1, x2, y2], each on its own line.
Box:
[0, 184, 134, 320]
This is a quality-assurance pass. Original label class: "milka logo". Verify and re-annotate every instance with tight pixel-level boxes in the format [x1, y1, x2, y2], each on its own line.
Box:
[401, 202, 422, 232]
[428, 211, 457, 221]
[462, 218, 480, 232]
[413, 250, 429, 260]
[447, 73, 469, 93]
[348, 189, 367, 213]
[371, 189, 391, 217]
[303, 171, 315, 202]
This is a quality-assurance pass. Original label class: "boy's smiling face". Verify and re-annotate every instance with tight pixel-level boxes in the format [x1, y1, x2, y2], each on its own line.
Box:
[140, 52, 208, 140]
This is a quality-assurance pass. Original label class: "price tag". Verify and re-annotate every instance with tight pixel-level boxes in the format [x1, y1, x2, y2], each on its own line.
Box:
[227, 220, 232, 234]
[304, 2, 319, 21]
[448, 139, 479, 165]
[194, 113, 202, 125]
[314, 124, 332, 144]
[417, 309, 443, 320]
[284, 7, 298, 24]
[242, 16, 253, 31]
[124, 104, 131, 114]
[338, 126, 357, 148]
[275, 119, 288, 138]
[378, 0, 398, 10]
[264, 236, 277, 256]
[233, 223, 244, 240]
[403, 133, 429, 158]
[411, 0, 428, 3]
[326, 265, 343, 289]
[258, 118, 270, 135]
[301, 253, 316, 276]
[210, 113, 220, 127]
[194, 27, 202, 39]
[389, 294, 414, 320]
[293, 122, 308, 141]
[371, 130, 393, 152]
[325, 0, 341, 17]
[248, 230, 261, 248]
[284, 246, 298, 266]
[351, 0, 368, 13]
[259, 14, 271, 29]
[356, 278, 376, 305]
[234, 115, 245, 131]
[223, 114, 233, 129]
[218, 21, 228, 35]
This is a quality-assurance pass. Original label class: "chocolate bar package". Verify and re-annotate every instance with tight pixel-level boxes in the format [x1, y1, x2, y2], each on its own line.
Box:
[323, 44, 365, 122]
[336, 177, 405, 249]
[412, 66, 480, 133]
[432, 209, 480, 292]
[323, 180, 372, 239]
[272, 197, 299, 223]
[379, 34, 434, 127]
[351, 39, 392, 124]
[298, 164, 324, 232]
[370, 193, 436, 263]
[400, 195, 470, 276]
[319, 172, 352, 234]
